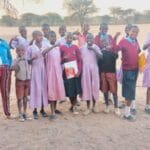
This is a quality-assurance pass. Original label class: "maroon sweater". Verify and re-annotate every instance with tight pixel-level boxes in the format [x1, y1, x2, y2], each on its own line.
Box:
[60, 44, 82, 75]
[117, 38, 140, 70]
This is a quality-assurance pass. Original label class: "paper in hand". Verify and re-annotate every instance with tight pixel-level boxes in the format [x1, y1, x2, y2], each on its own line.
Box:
[64, 60, 78, 79]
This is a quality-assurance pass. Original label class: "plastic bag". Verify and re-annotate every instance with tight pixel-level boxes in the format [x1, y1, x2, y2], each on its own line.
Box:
[138, 52, 147, 72]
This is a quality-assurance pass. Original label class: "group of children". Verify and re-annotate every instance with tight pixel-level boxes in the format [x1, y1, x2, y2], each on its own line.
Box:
[1, 22, 150, 122]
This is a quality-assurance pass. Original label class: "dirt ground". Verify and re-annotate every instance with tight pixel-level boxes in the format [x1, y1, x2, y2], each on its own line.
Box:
[0, 25, 150, 150]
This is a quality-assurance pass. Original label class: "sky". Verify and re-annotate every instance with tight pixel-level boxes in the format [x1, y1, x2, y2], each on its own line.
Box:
[1, 0, 150, 17]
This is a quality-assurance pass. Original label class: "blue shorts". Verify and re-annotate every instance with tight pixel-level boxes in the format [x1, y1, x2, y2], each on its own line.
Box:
[122, 69, 138, 101]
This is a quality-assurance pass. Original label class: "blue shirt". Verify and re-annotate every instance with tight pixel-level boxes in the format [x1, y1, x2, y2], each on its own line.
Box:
[126, 36, 137, 44]
[0, 38, 12, 66]
[64, 42, 73, 48]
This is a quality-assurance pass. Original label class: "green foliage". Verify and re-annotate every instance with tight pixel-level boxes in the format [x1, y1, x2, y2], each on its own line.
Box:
[45, 13, 63, 26]
[100, 15, 112, 24]
[20, 13, 40, 26]
[64, 0, 98, 27]
[0, 1, 150, 26]
[0, 12, 64, 27]
[0, 15, 18, 26]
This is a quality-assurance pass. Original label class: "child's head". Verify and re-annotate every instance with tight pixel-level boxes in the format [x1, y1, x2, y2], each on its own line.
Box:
[82, 23, 90, 33]
[100, 23, 108, 34]
[16, 44, 25, 57]
[49, 31, 56, 45]
[42, 24, 50, 37]
[125, 24, 133, 36]
[32, 31, 37, 39]
[32, 31, 43, 43]
[86, 33, 94, 46]
[100, 38, 108, 48]
[59, 25, 66, 37]
[19, 26, 27, 38]
[128, 25, 139, 39]
[66, 32, 73, 45]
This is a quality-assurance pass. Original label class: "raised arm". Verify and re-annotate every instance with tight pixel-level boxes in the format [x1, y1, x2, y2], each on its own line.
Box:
[42, 44, 59, 55]
[88, 44, 103, 59]
[9, 36, 18, 49]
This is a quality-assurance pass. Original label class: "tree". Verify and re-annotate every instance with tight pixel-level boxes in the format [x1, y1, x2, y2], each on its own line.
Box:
[0, 0, 42, 17]
[109, 7, 123, 24]
[133, 12, 143, 24]
[64, 0, 98, 28]
[20, 13, 41, 26]
[143, 10, 150, 23]
[19, 12, 64, 26]
[0, 15, 18, 26]
[121, 9, 136, 23]
[0, 0, 18, 17]
[64, 15, 79, 26]
[90, 16, 101, 25]
[100, 15, 112, 24]
[44, 13, 63, 26]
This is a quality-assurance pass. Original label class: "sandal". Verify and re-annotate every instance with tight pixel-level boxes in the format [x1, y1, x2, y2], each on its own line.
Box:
[33, 111, 38, 120]
[123, 115, 136, 122]
[40, 110, 48, 117]
[18, 114, 25, 122]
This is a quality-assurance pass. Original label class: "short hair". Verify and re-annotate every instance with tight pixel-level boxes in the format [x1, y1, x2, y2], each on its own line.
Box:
[32, 30, 42, 37]
[32, 31, 36, 38]
[42, 24, 50, 30]
[86, 33, 94, 39]
[129, 25, 139, 31]
[49, 30, 56, 36]
[125, 24, 133, 30]
[18, 25, 26, 32]
[100, 23, 108, 28]
[83, 22, 89, 26]
[66, 32, 73, 38]
[16, 44, 25, 50]
[59, 24, 66, 30]
[82, 22, 90, 30]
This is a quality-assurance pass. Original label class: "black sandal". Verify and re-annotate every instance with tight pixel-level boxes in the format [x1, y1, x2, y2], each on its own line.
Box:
[40, 110, 48, 117]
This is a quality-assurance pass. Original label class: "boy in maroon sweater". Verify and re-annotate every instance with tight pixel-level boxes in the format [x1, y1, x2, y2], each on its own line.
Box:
[60, 32, 82, 115]
[115, 25, 140, 121]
